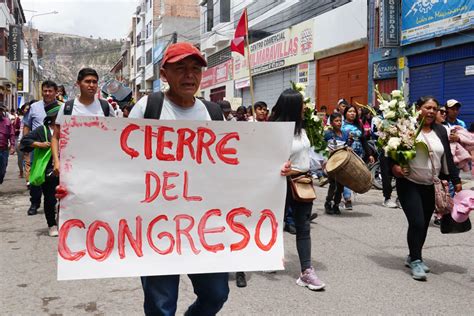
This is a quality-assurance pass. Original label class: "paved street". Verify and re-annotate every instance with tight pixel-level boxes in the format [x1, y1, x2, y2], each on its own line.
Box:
[1, 154, 473, 315]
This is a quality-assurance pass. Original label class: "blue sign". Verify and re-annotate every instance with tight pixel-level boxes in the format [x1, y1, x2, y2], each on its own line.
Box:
[373, 59, 398, 80]
[153, 42, 166, 65]
[401, 0, 474, 45]
[153, 80, 161, 93]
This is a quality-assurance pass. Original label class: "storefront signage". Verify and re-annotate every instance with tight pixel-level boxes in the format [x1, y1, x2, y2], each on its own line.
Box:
[401, 0, 474, 45]
[8, 25, 22, 62]
[201, 59, 233, 89]
[466, 65, 474, 76]
[297, 63, 309, 84]
[153, 79, 161, 92]
[233, 19, 314, 80]
[17, 69, 23, 91]
[373, 59, 398, 80]
[380, 0, 400, 47]
[153, 42, 166, 65]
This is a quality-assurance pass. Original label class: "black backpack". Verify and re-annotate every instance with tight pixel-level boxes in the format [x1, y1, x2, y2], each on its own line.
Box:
[63, 99, 110, 117]
[144, 92, 223, 121]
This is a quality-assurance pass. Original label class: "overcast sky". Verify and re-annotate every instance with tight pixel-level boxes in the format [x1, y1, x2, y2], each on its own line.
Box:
[22, 0, 138, 39]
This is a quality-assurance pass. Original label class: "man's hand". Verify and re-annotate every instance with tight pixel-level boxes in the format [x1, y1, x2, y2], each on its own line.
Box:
[34, 141, 51, 149]
[368, 155, 375, 164]
[9, 146, 15, 155]
[55, 185, 68, 199]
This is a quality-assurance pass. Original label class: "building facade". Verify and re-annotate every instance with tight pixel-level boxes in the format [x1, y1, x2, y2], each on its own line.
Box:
[199, 0, 367, 111]
[369, 0, 474, 123]
[0, 0, 26, 110]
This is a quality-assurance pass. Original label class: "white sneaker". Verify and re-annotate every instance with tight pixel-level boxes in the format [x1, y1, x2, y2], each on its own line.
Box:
[383, 198, 398, 208]
[48, 225, 58, 237]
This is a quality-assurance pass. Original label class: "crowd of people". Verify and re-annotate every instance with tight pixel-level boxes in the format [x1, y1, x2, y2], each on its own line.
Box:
[0, 41, 473, 315]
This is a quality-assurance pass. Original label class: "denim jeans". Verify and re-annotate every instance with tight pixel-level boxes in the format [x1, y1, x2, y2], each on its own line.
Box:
[0, 149, 8, 184]
[141, 272, 229, 316]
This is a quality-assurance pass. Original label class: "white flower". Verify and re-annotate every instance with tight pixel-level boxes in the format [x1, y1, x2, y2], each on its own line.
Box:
[379, 101, 390, 111]
[295, 83, 306, 91]
[388, 100, 397, 109]
[384, 110, 396, 119]
[391, 90, 402, 98]
[387, 137, 401, 150]
[299, 90, 306, 98]
[311, 113, 320, 122]
[399, 101, 406, 109]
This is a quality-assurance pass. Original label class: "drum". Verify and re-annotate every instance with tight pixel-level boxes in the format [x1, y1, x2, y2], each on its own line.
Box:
[326, 148, 373, 193]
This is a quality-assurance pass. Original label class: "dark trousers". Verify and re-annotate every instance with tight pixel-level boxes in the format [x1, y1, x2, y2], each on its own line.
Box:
[0, 149, 8, 184]
[379, 153, 394, 200]
[41, 175, 59, 227]
[326, 178, 344, 205]
[29, 151, 42, 206]
[141, 273, 229, 316]
[286, 184, 312, 271]
[396, 178, 435, 261]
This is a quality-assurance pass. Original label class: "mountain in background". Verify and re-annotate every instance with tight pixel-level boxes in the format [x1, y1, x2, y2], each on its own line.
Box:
[39, 32, 122, 97]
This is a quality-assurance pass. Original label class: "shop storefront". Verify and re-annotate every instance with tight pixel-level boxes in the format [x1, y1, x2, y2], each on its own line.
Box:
[200, 59, 233, 102]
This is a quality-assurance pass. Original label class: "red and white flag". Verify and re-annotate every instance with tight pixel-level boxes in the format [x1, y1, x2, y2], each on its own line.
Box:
[230, 9, 248, 56]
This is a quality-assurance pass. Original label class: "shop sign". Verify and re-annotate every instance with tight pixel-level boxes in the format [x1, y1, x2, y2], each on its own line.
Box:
[373, 59, 398, 80]
[153, 42, 166, 65]
[297, 63, 309, 84]
[233, 19, 314, 80]
[200, 59, 233, 89]
[401, 0, 474, 45]
[235, 78, 250, 90]
[379, 0, 400, 47]
[466, 65, 474, 76]
[153, 79, 161, 92]
[8, 25, 22, 62]
[17, 69, 23, 91]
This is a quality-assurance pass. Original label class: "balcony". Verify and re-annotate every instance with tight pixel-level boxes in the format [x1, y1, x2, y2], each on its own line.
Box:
[0, 56, 17, 84]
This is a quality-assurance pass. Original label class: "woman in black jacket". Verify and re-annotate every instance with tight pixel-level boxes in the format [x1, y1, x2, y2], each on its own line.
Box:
[20, 104, 61, 237]
[392, 96, 461, 281]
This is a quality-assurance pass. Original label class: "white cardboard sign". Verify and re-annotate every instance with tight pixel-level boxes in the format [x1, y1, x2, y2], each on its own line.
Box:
[57, 116, 294, 280]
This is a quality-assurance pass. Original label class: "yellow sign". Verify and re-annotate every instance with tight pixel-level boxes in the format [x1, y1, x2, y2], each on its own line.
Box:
[233, 19, 315, 80]
[398, 57, 405, 69]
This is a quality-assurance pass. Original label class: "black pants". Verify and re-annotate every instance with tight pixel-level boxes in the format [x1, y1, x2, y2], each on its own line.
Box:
[326, 178, 344, 205]
[379, 153, 393, 200]
[286, 185, 312, 271]
[396, 178, 435, 261]
[41, 175, 59, 227]
[30, 184, 42, 206]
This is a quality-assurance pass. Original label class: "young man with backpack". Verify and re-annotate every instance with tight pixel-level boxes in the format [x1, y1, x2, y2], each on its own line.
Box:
[51, 68, 115, 176]
[128, 42, 229, 316]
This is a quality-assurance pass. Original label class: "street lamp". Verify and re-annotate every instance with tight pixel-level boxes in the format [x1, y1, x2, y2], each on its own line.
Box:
[28, 11, 59, 27]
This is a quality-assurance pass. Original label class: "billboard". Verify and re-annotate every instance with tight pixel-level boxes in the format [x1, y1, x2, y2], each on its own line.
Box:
[233, 19, 314, 80]
[8, 25, 22, 61]
[401, 0, 474, 45]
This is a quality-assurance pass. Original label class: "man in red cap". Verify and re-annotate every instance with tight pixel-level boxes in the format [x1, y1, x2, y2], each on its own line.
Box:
[129, 42, 228, 316]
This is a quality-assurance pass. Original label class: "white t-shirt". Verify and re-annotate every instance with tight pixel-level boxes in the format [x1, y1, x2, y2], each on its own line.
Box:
[407, 130, 444, 185]
[129, 95, 211, 121]
[290, 129, 311, 173]
[55, 98, 115, 125]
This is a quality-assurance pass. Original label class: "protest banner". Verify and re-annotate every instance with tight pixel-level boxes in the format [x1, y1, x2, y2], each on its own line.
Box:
[57, 116, 294, 280]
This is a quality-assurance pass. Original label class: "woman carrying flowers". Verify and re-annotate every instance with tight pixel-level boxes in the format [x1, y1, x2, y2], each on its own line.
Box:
[391, 96, 461, 281]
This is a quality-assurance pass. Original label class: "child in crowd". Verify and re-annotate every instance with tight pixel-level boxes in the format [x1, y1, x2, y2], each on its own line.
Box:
[324, 113, 349, 215]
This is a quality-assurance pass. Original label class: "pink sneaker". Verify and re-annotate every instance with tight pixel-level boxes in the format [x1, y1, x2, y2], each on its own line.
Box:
[296, 267, 325, 291]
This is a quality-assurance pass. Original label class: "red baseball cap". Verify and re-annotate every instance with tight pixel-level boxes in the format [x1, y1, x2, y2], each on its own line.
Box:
[161, 42, 207, 67]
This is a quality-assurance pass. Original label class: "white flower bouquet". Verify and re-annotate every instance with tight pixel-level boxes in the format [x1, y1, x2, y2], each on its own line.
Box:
[361, 86, 424, 167]
[290, 81, 327, 156]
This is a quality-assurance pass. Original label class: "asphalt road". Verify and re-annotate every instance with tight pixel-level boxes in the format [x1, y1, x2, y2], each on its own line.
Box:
[1, 155, 473, 315]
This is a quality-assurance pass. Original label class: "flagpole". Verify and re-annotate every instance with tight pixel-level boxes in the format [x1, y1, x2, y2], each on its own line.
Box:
[244, 19, 256, 119]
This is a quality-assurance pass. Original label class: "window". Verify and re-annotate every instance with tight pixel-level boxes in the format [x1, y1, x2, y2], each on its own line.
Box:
[0, 28, 6, 56]
[207, 0, 214, 32]
[136, 33, 141, 47]
[220, 0, 230, 23]
[146, 49, 152, 65]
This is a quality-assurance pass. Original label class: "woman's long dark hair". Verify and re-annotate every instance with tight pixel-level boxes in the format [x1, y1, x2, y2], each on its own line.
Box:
[343, 105, 362, 131]
[270, 88, 304, 135]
